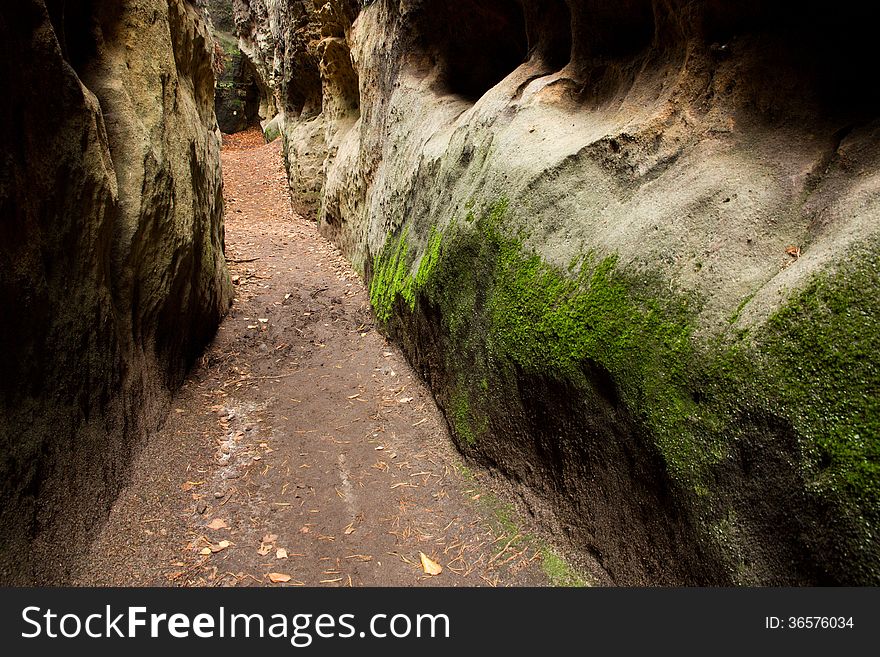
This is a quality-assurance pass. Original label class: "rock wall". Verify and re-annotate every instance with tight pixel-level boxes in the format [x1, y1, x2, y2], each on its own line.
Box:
[0, 0, 232, 584]
[238, 0, 880, 584]
[232, 0, 358, 215]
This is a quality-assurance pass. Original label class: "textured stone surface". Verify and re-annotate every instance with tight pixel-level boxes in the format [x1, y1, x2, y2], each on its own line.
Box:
[231, 0, 358, 217]
[0, 0, 231, 584]
[233, 0, 880, 584]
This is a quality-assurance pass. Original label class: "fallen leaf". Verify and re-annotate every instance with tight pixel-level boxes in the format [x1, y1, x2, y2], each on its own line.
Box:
[420, 552, 443, 576]
[257, 544, 272, 556]
[206, 518, 229, 531]
[299, 526, 310, 534]
[199, 547, 212, 556]
[786, 245, 801, 258]
[276, 548, 289, 559]
[267, 573, 292, 583]
[263, 534, 278, 543]
[210, 540, 231, 553]
[398, 397, 414, 404]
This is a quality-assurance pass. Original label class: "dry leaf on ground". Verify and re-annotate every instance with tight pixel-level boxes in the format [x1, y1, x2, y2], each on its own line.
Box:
[267, 573, 292, 583]
[206, 518, 229, 530]
[419, 552, 443, 576]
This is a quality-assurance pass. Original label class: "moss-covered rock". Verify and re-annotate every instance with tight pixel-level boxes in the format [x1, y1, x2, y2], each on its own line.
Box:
[370, 200, 880, 585]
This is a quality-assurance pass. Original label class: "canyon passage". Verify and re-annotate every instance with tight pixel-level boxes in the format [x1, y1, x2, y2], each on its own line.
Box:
[0, 0, 878, 586]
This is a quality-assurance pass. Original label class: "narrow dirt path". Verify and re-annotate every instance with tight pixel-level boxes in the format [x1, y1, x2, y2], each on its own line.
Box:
[74, 129, 551, 587]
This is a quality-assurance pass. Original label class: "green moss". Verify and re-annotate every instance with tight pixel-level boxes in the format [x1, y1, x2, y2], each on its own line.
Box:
[264, 123, 281, 143]
[758, 251, 880, 507]
[490, 499, 520, 538]
[728, 291, 757, 325]
[370, 201, 715, 477]
[450, 387, 476, 446]
[428, 201, 717, 479]
[541, 549, 588, 587]
[414, 225, 443, 289]
[369, 228, 413, 323]
[452, 461, 474, 479]
[370, 224, 446, 324]
[415, 202, 872, 494]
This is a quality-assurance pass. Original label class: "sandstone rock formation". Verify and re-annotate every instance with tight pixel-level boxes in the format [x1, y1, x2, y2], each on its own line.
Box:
[0, 0, 231, 583]
[237, 0, 880, 585]
[232, 0, 358, 215]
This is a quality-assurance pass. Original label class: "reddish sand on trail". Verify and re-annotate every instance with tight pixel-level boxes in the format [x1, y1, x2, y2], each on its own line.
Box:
[75, 129, 552, 587]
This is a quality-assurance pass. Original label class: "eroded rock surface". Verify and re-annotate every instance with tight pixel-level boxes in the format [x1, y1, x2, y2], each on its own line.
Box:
[232, 0, 358, 214]
[238, 0, 880, 585]
[0, 0, 231, 583]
